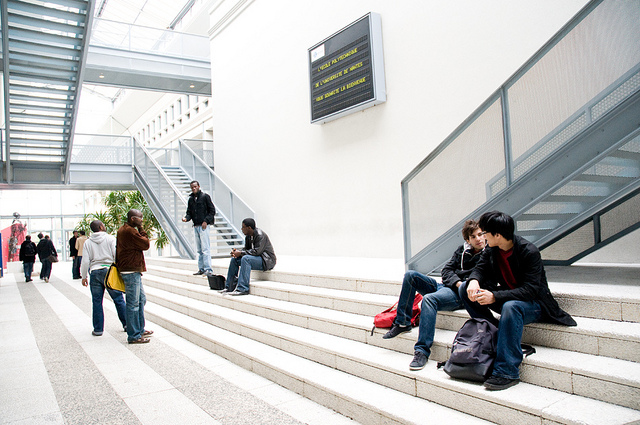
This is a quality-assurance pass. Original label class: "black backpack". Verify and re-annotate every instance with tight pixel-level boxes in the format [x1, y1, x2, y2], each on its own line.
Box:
[440, 318, 498, 382]
[22, 242, 36, 257]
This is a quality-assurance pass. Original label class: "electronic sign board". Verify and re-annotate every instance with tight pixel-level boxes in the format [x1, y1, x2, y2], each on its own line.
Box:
[308, 13, 386, 124]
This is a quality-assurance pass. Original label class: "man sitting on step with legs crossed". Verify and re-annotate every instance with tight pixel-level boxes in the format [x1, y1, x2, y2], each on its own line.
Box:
[383, 219, 486, 370]
[460, 211, 576, 391]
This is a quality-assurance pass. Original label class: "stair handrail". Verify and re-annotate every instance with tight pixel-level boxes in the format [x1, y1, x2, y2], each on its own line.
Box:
[133, 137, 196, 258]
[178, 140, 254, 236]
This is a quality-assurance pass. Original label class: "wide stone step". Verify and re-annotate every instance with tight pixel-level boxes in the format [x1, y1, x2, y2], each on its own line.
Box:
[142, 275, 640, 410]
[143, 301, 493, 425]
[144, 264, 640, 363]
[145, 258, 640, 324]
[142, 284, 640, 423]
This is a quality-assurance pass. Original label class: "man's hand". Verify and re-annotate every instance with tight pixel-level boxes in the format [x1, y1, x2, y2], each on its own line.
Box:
[475, 289, 495, 305]
[201, 222, 207, 229]
[467, 279, 480, 301]
[82, 278, 88, 287]
[182, 217, 187, 222]
[231, 249, 242, 258]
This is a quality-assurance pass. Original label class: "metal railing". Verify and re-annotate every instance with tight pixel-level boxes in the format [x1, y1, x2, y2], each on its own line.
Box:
[178, 140, 254, 234]
[401, 0, 640, 270]
[133, 138, 196, 258]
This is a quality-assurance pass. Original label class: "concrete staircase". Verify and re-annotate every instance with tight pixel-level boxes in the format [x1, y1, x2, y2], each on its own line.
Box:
[141, 257, 640, 425]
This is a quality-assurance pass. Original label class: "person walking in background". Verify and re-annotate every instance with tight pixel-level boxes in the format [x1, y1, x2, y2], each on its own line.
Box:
[36, 233, 56, 283]
[69, 230, 80, 279]
[75, 230, 88, 277]
[182, 180, 216, 277]
[117, 209, 153, 344]
[223, 218, 276, 296]
[19, 235, 37, 282]
[81, 220, 127, 336]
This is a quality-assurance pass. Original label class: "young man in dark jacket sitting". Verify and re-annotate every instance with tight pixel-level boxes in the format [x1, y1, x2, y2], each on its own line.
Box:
[222, 218, 276, 296]
[383, 220, 486, 370]
[461, 211, 576, 391]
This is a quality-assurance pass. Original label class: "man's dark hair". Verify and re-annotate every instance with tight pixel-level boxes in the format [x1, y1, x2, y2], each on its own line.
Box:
[461, 219, 480, 240]
[190, 180, 199, 186]
[79, 230, 86, 236]
[242, 218, 256, 229]
[478, 211, 515, 241]
[127, 209, 142, 222]
[38, 232, 44, 239]
[90, 220, 103, 233]
[25, 235, 31, 241]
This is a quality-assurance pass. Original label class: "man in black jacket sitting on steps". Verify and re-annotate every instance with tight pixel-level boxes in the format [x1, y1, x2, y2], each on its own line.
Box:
[460, 211, 576, 391]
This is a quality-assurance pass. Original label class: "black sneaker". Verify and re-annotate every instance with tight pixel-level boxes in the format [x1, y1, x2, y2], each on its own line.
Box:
[409, 351, 428, 370]
[193, 270, 205, 275]
[484, 376, 520, 391]
[382, 324, 411, 339]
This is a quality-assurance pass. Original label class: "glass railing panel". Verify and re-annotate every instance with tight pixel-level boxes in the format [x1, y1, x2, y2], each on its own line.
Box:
[405, 98, 505, 259]
[507, 1, 640, 180]
[89, 18, 209, 60]
[71, 134, 133, 164]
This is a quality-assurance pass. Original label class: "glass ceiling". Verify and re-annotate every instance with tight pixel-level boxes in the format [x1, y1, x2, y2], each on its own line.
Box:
[78, 0, 197, 129]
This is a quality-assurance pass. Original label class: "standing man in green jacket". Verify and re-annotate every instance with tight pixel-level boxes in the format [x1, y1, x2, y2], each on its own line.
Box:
[117, 209, 153, 344]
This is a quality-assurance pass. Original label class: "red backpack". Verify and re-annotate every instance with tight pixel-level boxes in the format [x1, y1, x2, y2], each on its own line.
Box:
[371, 294, 423, 335]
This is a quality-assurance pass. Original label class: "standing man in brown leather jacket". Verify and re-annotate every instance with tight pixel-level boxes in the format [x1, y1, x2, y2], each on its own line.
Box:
[117, 209, 153, 344]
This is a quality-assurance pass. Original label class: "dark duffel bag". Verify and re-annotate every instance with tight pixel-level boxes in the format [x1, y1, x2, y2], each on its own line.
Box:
[207, 274, 226, 290]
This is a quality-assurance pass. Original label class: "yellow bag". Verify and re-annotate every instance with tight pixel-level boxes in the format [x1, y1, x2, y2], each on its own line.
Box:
[105, 264, 125, 293]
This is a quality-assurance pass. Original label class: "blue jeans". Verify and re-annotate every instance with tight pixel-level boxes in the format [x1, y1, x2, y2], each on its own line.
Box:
[23, 262, 34, 280]
[72, 256, 82, 278]
[226, 255, 263, 292]
[89, 268, 127, 333]
[395, 270, 463, 357]
[194, 225, 212, 273]
[122, 272, 146, 341]
[460, 281, 542, 379]
[40, 259, 52, 279]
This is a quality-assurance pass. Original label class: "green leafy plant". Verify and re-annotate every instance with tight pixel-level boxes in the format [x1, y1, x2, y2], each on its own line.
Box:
[75, 191, 168, 249]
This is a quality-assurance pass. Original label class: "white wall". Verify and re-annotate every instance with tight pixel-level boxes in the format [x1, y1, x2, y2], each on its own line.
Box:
[208, 0, 589, 259]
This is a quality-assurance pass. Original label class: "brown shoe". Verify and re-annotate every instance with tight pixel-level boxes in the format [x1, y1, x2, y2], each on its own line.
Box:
[142, 330, 154, 337]
[128, 337, 150, 344]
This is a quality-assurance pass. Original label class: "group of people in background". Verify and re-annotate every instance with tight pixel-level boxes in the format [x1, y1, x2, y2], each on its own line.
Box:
[19, 232, 57, 283]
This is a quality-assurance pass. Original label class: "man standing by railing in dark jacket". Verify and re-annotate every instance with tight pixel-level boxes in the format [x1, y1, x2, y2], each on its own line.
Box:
[182, 180, 216, 277]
